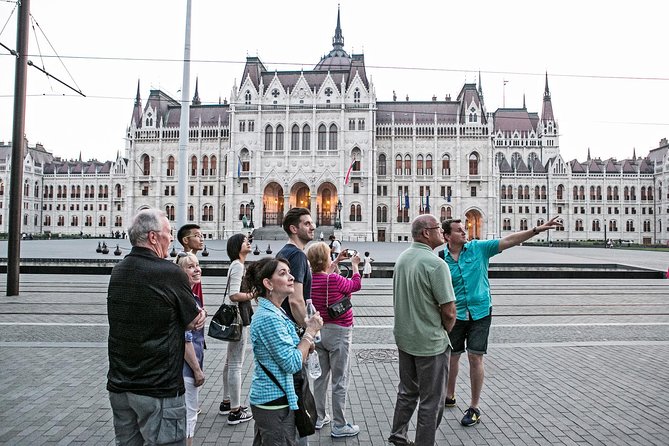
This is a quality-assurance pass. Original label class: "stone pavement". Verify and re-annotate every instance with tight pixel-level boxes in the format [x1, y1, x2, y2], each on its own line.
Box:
[0, 247, 668, 445]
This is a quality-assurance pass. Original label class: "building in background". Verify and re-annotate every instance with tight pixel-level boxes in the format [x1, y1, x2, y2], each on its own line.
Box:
[1, 10, 668, 244]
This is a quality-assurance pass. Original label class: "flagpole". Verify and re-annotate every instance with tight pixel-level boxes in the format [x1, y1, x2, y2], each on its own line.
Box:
[176, 0, 192, 230]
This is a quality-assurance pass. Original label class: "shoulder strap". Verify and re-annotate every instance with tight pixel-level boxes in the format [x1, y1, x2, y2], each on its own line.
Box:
[438, 249, 446, 260]
[325, 274, 330, 306]
[258, 360, 287, 397]
[222, 267, 233, 303]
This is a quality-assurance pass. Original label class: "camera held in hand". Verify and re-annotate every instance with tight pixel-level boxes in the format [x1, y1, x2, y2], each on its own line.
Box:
[345, 249, 358, 258]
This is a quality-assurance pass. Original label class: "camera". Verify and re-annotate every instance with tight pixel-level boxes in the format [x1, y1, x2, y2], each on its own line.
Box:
[345, 249, 358, 258]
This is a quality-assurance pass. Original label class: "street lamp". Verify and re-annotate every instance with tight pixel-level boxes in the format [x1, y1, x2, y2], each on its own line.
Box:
[603, 217, 607, 247]
[335, 199, 343, 229]
[249, 199, 255, 229]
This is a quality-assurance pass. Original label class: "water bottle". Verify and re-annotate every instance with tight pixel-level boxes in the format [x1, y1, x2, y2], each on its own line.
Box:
[307, 351, 322, 379]
[305, 299, 321, 343]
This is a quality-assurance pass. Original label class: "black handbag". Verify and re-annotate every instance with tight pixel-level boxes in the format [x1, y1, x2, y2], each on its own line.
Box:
[208, 273, 242, 342]
[325, 274, 353, 319]
[258, 361, 317, 438]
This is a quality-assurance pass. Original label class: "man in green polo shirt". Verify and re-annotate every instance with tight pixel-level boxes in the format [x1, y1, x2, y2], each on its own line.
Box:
[389, 215, 456, 446]
[440, 216, 560, 427]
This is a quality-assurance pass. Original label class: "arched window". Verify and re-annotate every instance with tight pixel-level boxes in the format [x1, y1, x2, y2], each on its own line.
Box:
[302, 124, 310, 151]
[276, 125, 284, 151]
[524, 186, 530, 199]
[167, 156, 175, 176]
[590, 186, 596, 200]
[579, 186, 585, 200]
[518, 186, 524, 200]
[210, 155, 217, 175]
[245, 90, 251, 104]
[115, 216, 123, 227]
[142, 154, 150, 175]
[291, 124, 300, 151]
[265, 125, 274, 151]
[607, 186, 612, 200]
[378, 154, 387, 175]
[416, 155, 424, 176]
[630, 186, 636, 200]
[404, 154, 412, 176]
[99, 215, 107, 226]
[468, 152, 479, 175]
[425, 154, 433, 175]
[557, 184, 564, 200]
[573, 186, 579, 200]
[376, 205, 388, 222]
[507, 185, 513, 199]
[202, 156, 209, 176]
[624, 186, 630, 200]
[328, 124, 337, 150]
[353, 88, 361, 103]
[648, 186, 653, 200]
[190, 156, 197, 176]
[641, 186, 647, 201]
[351, 147, 362, 171]
[501, 185, 507, 199]
[318, 124, 326, 150]
[188, 205, 194, 221]
[442, 155, 451, 176]
[597, 186, 602, 200]
[104, 185, 108, 198]
[115, 184, 122, 198]
[535, 186, 540, 200]
[34, 182, 39, 198]
[165, 205, 175, 221]
[349, 204, 362, 221]
[541, 186, 546, 199]
[395, 155, 402, 175]
[613, 186, 619, 200]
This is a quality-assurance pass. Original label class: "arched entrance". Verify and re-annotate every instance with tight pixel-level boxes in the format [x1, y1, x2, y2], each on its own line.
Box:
[316, 182, 337, 226]
[291, 182, 311, 210]
[262, 182, 284, 226]
[464, 209, 483, 240]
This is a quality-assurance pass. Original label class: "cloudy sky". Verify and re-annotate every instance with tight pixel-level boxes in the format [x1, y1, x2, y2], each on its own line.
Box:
[0, 0, 667, 163]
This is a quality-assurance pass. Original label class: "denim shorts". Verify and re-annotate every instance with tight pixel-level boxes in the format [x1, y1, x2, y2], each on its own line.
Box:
[448, 309, 492, 355]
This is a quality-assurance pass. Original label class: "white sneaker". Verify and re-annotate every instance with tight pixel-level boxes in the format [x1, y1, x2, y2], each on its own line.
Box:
[315, 414, 331, 429]
[331, 423, 360, 438]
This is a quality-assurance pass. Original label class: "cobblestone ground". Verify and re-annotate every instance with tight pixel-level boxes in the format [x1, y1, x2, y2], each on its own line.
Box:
[1, 269, 668, 445]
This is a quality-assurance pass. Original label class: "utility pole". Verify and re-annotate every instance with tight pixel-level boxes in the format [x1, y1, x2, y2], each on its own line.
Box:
[176, 0, 192, 231]
[7, 0, 30, 296]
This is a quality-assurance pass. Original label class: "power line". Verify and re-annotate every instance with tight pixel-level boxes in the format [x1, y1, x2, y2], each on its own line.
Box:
[1, 52, 668, 82]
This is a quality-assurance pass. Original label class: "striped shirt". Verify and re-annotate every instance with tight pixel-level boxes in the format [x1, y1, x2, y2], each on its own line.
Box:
[249, 297, 303, 410]
[310, 272, 361, 327]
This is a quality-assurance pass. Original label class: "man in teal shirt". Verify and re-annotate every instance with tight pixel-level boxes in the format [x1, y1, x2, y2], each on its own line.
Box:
[389, 215, 456, 446]
[440, 216, 560, 427]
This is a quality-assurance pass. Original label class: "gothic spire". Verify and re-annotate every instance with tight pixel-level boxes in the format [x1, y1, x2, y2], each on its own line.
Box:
[541, 72, 555, 123]
[477, 70, 484, 102]
[587, 147, 591, 161]
[192, 77, 201, 105]
[333, 5, 344, 50]
[131, 79, 143, 128]
[523, 93, 526, 109]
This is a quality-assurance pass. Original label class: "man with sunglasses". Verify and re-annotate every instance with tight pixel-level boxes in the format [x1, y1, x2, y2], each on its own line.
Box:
[107, 209, 206, 445]
[439, 216, 561, 427]
[389, 215, 456, 446]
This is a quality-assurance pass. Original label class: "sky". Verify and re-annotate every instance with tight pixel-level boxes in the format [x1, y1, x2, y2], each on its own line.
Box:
[1, 0, 667, 163]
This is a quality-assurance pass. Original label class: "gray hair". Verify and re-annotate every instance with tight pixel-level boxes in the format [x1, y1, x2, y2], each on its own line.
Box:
[128, 209, 166, 246]
[411, 214, 437, 239]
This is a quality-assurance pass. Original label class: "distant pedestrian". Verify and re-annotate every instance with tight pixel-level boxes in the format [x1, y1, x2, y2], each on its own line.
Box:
[320, 231, 324, 242]
[107, 209, 206, 446]
[329, 234, 341, 261]
[439, 216, 561, 427]
[388, 215, 456, 446]
[362, 252, 374, 278]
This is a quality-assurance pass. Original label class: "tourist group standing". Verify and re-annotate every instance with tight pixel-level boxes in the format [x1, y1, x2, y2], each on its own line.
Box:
[107, 207, 560, 445]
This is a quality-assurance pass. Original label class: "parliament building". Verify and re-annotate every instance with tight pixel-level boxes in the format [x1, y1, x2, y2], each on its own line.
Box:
[1, 10, 668, 245]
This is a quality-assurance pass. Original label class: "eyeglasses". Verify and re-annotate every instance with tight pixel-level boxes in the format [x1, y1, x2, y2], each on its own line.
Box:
[185, 233, 203, 239]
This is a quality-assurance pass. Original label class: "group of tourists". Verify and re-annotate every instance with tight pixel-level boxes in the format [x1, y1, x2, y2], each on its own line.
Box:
[105, 207, 560, 445]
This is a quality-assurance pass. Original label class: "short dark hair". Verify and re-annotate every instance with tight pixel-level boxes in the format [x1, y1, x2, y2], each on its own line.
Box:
[226, 233, 246, 261]
[282, 208, 310, 235]
[177, 224, 200, 247]
[244, 257, 291, 298]
[441, 219, 462, 236]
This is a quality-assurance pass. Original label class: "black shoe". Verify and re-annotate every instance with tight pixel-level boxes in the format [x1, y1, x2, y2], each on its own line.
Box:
[219, 401, 231, 415]
[445, 395, 456, 407]
[461, 407, 481, 426]
[227, 407, 253, 425]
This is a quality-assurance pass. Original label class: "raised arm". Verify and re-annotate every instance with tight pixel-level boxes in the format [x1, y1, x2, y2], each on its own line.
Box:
[498, 215, 562, 252]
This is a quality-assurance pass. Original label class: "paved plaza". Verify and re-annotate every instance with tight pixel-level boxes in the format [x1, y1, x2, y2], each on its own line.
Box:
[0, 245, 668, 445]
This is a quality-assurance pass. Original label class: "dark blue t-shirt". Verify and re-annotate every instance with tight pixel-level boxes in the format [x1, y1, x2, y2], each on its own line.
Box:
[276, 243, 312, 323]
